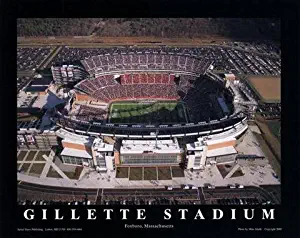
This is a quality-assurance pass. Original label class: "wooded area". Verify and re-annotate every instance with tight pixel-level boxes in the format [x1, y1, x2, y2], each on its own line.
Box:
[17, 18, 280, 42]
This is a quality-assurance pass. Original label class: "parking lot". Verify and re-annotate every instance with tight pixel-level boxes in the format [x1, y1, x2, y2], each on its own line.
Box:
[17, 47, 52, 71]
[48, 45, 281, 77]
[203, 185, 279, 205]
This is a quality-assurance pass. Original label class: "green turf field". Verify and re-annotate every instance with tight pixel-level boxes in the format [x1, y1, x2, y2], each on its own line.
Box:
[109, 101, 189, 124]
[267, 120, 281, 140]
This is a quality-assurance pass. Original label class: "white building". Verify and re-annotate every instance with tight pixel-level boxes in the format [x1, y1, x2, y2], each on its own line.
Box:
[186, 122, 248, 170]
[56, 128, 114, 170]
[92, 138, 114, 172]
[119, 138, 183, 165]
[56, 128, 94, 166]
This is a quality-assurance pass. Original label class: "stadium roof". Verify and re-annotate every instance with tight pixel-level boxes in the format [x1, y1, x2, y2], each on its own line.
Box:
[61, 148, 92, 159]
[121, 139, 182, 154]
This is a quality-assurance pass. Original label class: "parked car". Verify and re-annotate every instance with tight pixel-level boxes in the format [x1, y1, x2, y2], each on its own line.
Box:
[166, 186, 173, 191]
[183, 185, 190, 190]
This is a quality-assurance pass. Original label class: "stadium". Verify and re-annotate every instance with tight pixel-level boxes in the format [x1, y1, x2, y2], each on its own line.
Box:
[54, 51, 244, 137]
[50, 49, 248, 173]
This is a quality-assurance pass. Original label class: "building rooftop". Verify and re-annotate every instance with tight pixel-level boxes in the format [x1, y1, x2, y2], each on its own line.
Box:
[93, 138, 114, 152]
[186, 141, 204, 151]
[56, 128, 93, 145]
[121, 139, 182, 154]
[206, 146, 237, 158]
[204, 122, 248, 144]
[17, 90, 65, 110]
[61, 147, 92, 159]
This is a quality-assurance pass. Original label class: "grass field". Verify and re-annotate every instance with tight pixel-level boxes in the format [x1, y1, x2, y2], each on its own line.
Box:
[64, 167, 83, 180]
[157, 167, 172, 180]
[267, 120, 281, 140]
[28, 163, 46, 176]
[109, 101, 188, 124]
[129, 167, 143, 180]
[116, 167, 129, 178]
[17, 151, 28, 161]
[25, 151, 37, 161]
[116, 166, 183, 180]
[20, 163, 31, 173]
[246, 76, 281, 103]
[143, 167, 157, 180]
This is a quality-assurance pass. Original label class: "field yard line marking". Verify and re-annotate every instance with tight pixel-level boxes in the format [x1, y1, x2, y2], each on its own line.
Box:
[32, 151, 39, 162]
[17, 163, 23, 170]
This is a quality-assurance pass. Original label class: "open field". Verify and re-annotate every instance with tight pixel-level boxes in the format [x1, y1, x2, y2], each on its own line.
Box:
[246, 76, 281, 103]
[17, 36, 234, 47]
[109, 101, 188, 124]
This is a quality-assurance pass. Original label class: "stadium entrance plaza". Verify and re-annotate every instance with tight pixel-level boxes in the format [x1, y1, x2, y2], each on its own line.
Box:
[17, 125, 280, 189]
[18, 162, 279, 189]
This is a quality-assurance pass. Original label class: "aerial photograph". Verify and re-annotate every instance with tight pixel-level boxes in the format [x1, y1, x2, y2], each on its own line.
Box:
[17, 18, 281, 206]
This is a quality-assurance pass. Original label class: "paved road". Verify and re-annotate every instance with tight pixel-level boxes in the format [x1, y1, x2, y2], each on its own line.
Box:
[18, 182, 279, 204]
[203, 186, 279, 204]
[18, 181, 98, 196]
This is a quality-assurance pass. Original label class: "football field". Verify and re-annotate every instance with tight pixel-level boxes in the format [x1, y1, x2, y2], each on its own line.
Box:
[109, 101, 189, 124]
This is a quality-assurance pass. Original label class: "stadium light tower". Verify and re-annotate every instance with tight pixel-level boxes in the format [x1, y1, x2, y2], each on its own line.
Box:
[174, 74, 180, 86]
[154, 129, 159, 149]
[114, 74, 121, 84]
